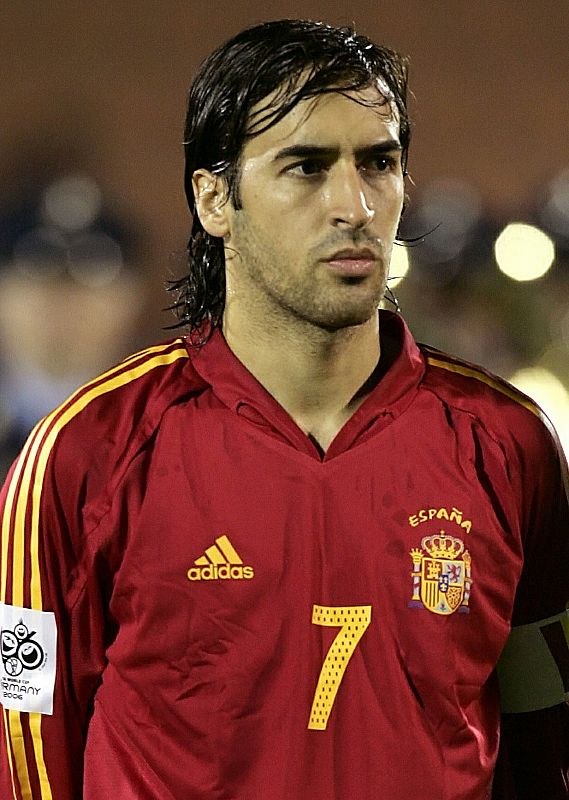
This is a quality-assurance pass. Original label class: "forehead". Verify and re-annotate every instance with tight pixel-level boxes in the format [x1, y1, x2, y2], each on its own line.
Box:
[243, 85, 401, 160]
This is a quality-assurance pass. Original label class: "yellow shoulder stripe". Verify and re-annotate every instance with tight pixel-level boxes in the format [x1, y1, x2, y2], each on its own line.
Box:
[1, 340, 188, 800]
[426, 354, 543, 418]
[426, 353, 569, 501]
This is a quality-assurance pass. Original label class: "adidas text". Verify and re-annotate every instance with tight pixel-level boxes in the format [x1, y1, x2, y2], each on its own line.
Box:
[187, 564, 255, 581]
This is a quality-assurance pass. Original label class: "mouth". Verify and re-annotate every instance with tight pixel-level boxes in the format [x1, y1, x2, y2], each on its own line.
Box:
[323, 248, 379, 277]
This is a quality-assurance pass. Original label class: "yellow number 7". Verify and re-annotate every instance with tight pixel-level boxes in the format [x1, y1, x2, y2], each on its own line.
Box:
[308, 604, 372, 730]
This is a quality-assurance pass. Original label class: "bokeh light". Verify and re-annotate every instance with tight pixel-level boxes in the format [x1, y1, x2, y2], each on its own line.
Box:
[43, 174, 102, 232]
[540, 168, 569, 240]
[509, 366, 569, 457]
[388, 244, 410, 288]
[414, 179, 482, 263]
[495, 223, 555, 281]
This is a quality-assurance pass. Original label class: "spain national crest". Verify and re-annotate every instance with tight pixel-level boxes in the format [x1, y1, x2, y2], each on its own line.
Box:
[409, 532, 472, 615]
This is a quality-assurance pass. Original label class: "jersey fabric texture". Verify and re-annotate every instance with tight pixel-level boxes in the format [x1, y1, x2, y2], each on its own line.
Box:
[1, 310, 568, 800]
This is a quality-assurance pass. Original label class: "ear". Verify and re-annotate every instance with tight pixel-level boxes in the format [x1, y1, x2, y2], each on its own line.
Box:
[191, 169, 231, 238]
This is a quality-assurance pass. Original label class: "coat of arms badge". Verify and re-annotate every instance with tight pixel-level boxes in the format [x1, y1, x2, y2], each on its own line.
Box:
[409, 532, 472, 615]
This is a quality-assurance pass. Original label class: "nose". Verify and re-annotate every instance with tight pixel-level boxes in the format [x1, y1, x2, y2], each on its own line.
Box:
[325, 163, 375, 230]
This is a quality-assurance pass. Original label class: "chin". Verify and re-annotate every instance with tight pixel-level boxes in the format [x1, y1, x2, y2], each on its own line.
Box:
[308, 305, 379, 331]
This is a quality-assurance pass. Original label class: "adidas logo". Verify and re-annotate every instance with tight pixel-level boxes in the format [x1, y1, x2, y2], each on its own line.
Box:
[187, 535, 255, 582]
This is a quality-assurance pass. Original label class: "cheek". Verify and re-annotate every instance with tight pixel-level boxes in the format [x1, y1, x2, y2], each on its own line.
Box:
[383, 184, 405, 224]
[390, 177, 405, 207]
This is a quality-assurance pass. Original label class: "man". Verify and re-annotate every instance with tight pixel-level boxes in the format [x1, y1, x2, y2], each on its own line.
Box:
[1, 19, 568, 800]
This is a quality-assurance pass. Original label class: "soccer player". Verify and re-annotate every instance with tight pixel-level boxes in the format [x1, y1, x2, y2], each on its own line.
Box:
[1, 18, 568, 800]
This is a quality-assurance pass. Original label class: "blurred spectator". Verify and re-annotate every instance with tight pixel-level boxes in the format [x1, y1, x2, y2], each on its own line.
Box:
[0, 174, 147, 481]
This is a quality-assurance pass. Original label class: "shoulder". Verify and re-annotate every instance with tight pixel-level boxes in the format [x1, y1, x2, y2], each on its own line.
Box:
[418, 343, 564, 469]
[51, 338, 196, 449]
[7, 339, 205, 518]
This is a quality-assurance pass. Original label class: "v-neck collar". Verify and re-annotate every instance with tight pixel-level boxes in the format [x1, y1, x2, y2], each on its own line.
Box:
[186, 311, 425, 461]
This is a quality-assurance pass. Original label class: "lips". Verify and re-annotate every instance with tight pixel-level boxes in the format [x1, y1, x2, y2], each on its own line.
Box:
[324, 249, 378, 277]
[325, 248, 377, 262]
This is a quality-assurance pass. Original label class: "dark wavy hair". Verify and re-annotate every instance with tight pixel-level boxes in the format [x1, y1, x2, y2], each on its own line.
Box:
[168, 18, 410, 342]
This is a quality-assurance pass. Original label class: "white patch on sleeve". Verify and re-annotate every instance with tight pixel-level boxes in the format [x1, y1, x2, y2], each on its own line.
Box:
[0, 602, 57, 715]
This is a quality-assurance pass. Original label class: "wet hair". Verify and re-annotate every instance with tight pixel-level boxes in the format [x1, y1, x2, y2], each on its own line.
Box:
[168, 18, 410, 342]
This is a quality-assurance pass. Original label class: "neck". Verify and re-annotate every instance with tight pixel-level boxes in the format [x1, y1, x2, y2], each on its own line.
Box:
[222, 302, 381, 448]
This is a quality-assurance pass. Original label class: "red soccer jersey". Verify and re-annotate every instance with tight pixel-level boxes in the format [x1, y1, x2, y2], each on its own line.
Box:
[1, 311, 568, 799]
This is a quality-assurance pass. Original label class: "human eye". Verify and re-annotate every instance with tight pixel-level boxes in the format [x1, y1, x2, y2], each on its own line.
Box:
[286, 158, 327, 177]
[361, 153, 400, 175]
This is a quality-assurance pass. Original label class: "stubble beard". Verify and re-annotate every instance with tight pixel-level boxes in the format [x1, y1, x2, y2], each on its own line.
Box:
[227, 215, 389, 333]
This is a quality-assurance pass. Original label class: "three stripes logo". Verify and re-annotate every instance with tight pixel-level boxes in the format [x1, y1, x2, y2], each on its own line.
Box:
[187, 535, 255, 582]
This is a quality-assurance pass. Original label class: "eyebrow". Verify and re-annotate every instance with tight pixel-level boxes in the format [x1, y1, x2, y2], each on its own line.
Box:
[273, 140, 402, 162]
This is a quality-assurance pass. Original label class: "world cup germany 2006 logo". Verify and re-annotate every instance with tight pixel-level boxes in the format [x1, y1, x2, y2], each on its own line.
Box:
[1, 621, 46, 676]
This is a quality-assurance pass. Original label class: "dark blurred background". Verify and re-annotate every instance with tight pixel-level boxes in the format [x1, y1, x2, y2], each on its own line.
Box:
[1, 0, 569, 479]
